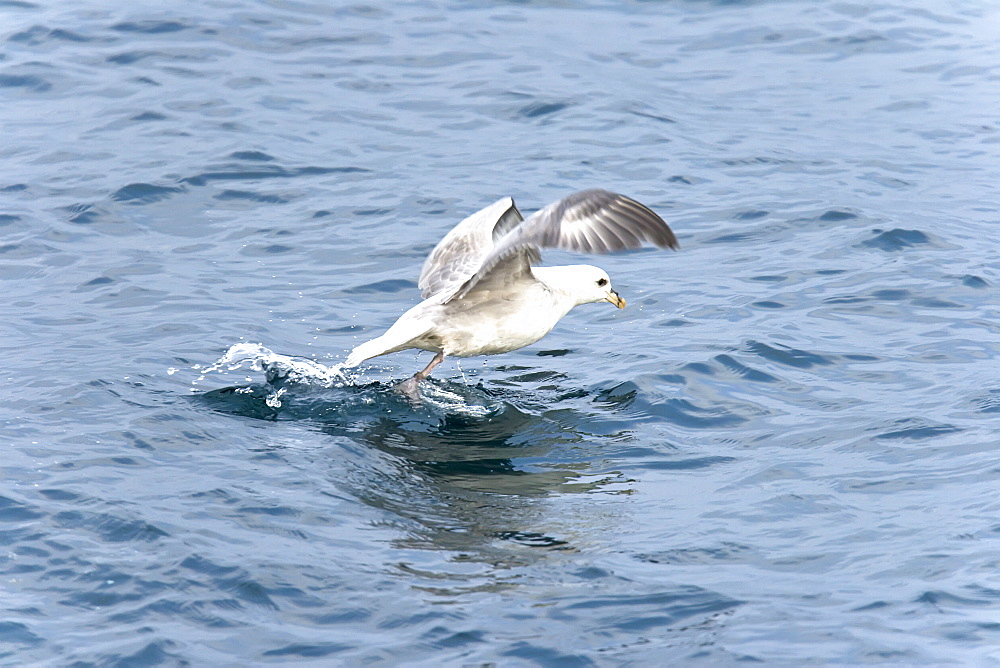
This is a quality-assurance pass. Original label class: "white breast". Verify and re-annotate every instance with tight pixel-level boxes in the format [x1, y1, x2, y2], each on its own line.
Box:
[429, 283, 575, 357]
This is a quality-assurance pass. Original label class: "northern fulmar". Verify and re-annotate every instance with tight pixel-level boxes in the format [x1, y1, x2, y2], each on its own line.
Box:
[344, 189, 678, 391]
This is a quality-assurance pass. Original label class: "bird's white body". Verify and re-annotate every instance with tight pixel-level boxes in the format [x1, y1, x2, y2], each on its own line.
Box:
[345, 266, 602, 366]
[342, 189, 677, 383]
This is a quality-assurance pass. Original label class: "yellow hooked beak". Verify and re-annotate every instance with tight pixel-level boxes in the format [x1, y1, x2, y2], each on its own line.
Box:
[606, 289, 626, 309]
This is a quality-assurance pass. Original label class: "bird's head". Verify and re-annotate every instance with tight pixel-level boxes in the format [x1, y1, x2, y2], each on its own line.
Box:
[537, 265, 625, 309]
[588, 266, 626, 309]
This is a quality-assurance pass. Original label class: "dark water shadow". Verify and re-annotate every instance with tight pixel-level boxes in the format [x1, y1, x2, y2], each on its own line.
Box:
[196, 369, 627, 561]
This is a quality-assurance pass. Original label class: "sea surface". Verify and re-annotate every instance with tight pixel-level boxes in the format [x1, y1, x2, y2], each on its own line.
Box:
[3, 0, 999, 665]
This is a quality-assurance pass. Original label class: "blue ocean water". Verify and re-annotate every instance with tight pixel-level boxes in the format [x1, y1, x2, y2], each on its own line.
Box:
[2, 0, 999, 664]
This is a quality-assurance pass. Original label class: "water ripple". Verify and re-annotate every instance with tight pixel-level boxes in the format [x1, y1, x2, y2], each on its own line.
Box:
[3, 0, 999, 663]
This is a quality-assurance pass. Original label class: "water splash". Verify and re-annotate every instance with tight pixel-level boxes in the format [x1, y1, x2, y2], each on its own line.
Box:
[191, 343, 509, 417]
[192, 343, 348, 404]
[418, 380, 505, 418]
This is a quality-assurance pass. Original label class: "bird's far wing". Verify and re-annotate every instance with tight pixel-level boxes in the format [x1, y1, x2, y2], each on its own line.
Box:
[446, 189, 678, 302]
[417, 196, 523, 299]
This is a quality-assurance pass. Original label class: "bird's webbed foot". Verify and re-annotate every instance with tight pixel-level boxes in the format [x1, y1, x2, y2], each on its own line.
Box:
[393, 351, 445, 402]
[394, 376, 423, 402]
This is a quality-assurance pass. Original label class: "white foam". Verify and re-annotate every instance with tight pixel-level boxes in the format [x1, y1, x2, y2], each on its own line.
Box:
[419, 382, 503, 418]
[193, 342, 349, 390]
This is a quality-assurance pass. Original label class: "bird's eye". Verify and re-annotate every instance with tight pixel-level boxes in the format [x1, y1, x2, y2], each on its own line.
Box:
[596, 278, 608, 287]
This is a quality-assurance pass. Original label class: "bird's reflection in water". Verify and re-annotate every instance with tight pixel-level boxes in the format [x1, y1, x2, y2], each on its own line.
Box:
[199, 370, 630, 564]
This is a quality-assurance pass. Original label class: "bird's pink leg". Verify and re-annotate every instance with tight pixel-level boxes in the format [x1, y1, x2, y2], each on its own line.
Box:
[413, 351, 445, 381]
[396, 351, 445, 398]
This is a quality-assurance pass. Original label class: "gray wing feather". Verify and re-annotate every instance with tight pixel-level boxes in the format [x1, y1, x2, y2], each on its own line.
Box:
[447, 189, 678, 302]
[417, 196, 523, 299]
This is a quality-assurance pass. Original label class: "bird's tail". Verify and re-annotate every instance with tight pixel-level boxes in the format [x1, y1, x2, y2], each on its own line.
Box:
[344, 319, 433, 368]
[344, 336, 391, 368]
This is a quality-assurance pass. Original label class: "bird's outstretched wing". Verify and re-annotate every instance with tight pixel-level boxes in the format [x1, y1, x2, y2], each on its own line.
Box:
[418, 196, 524, 299]
[445, 188, 678, 303]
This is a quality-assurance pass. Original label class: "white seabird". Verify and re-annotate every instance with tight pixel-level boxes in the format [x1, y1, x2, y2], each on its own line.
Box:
[344, 189, 678, 391]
